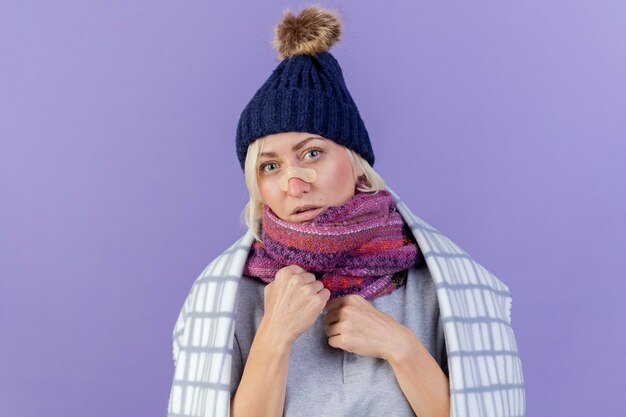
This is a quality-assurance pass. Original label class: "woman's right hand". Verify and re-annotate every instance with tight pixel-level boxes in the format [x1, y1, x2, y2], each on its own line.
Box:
[259, 264, 331, 347]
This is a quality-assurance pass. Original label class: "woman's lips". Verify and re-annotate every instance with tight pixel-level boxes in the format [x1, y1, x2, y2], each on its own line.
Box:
[292, 207, 324, 222]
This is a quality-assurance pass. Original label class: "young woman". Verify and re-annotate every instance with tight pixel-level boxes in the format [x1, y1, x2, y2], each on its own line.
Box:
[168, 6, 525, 417]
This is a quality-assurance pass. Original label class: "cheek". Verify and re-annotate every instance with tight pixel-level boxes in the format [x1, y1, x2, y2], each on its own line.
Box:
[338, 160, 353, 179]
[258, 181, 272, 202]
[259, 180, 282, 209]
[337, 155, 354, 182]
[325, 156, 355, 193]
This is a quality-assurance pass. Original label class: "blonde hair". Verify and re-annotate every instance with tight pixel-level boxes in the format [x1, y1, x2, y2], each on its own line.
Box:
[241, 137, 386, 241]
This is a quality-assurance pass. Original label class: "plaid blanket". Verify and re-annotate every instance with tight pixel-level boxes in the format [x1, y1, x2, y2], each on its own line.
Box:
[167, 186, 526, 417]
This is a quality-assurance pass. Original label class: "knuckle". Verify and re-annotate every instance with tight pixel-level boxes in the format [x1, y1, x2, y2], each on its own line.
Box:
[301, 272, 315, 283]
[343, 335, 352, 348]
[279, 265, 298, 278]
[346, 294, 361, 303]
[312, 280, 324, 292]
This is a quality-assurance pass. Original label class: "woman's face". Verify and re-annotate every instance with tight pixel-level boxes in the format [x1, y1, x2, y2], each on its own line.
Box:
[256, 132, 359, 223]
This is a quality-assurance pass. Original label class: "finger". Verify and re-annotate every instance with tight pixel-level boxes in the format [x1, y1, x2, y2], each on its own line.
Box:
[293, 271, 315, 284]
[285, 264, 306, 273]
[277, 265, 306, 282]
[302, 280, 322, 296]
[327, 334, 350, 351]
[317, 288, 331, 305]
[323, 309, 340, 325]
[308, 279, 325, 293]
[344, 294, 366, 305]
[324, 322, 342, 337]
[325, 295, 346, 311]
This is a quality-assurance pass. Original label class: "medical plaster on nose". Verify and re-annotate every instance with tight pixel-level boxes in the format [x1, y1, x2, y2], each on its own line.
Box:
[279, 166, 317, 191]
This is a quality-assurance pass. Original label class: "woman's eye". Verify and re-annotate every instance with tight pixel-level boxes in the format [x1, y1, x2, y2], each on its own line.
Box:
[305, 149, 322, 159]
[261, 162, 278, 172]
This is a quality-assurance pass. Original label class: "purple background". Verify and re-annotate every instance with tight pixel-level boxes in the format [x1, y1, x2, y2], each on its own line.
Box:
[2, 1, 625, 416]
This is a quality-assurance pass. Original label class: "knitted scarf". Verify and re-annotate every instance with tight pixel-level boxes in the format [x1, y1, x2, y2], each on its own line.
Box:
[243, 184, 421, 300]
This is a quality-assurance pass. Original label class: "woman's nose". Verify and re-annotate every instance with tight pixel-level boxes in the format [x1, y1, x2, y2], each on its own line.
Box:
[286, 176, 311, 197]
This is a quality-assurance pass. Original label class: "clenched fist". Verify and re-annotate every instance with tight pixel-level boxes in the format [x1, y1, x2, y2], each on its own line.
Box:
[260, 265, 331, 346]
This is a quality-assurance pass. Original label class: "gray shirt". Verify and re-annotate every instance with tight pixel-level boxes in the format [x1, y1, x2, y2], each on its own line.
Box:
[230, 260, 448, 417]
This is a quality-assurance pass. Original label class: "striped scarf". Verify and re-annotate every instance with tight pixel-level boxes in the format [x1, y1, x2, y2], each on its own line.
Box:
[243, 187, 421, 300]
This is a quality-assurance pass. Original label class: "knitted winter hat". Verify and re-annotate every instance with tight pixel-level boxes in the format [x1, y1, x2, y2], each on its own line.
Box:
[235, 6, 374, 170]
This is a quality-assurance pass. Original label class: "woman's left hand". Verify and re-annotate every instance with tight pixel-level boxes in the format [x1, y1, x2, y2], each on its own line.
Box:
[323, 294, 414, 361]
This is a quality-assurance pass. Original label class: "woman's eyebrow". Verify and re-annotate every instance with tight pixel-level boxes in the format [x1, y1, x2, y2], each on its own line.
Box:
[260, 137, 323, 158]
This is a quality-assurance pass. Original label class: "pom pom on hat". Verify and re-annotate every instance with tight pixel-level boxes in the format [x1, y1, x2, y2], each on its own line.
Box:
[235, 5, 375, 171]
[272, 6, 342, 60]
